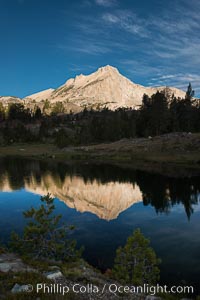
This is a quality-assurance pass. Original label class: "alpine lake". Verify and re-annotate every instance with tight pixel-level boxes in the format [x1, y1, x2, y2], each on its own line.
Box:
[0, 157, 200, 293]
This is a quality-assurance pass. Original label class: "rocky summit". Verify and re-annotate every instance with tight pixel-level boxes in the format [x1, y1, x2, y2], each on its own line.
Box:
[1, 65, 186, 112]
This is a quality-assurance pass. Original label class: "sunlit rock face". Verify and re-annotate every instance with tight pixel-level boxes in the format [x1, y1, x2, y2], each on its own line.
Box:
[0, 96, 21, 107]
[0, 65, 186, 112]
[24, 65, 185, 110]
[0, 173, 13, 192]
[23, 174, 142, 220]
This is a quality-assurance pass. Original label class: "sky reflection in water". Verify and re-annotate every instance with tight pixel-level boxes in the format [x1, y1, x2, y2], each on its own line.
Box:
[0, 158, 200, 291]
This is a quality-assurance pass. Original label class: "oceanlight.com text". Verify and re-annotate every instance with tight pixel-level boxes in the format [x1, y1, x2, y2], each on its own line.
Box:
[23, 283, 194, 296]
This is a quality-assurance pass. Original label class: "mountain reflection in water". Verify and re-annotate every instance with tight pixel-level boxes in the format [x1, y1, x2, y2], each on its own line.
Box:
[0, 157, 199, 220]
[1, 157, 200, 292]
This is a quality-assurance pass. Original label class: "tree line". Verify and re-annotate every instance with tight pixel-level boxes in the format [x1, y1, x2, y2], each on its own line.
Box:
[0, 83, 199, 146]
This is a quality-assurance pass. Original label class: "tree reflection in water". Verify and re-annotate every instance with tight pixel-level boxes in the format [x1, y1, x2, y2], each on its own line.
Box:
[0, 157, 199, 220]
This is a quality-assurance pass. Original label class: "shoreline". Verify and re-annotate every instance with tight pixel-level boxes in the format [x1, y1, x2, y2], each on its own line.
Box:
[0, 132, 200, 177]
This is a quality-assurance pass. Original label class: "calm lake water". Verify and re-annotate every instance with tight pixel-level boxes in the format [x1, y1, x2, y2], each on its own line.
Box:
[0, 157, 200, 292]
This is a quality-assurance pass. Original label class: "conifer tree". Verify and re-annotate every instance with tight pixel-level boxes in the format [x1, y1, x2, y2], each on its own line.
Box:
[11, 194, 82, 261]
[113, 229, 161, 285]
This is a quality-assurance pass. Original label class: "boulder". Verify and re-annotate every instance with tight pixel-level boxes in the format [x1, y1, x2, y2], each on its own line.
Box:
[11, 283, 33, 293]
[44, 270, 63, 280]
[0, 253, 35, 273]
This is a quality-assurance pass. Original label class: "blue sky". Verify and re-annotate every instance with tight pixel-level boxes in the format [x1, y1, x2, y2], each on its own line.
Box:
[0, 0, 200, 98]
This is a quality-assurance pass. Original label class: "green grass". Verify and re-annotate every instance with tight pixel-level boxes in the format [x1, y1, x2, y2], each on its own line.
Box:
[0, 133, 200, 177]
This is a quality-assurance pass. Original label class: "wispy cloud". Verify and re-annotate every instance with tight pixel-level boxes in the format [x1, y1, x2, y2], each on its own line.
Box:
[120, 59, 200, 94]
[102, 13, 119, 23]
[59, 0, 200, 95]
[149, 73, 200, 94]
[58, 40, 111, 55]
[102, 10, 149, 37]
[95, 0, 117, 7]
[120, 59, 162, 77]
